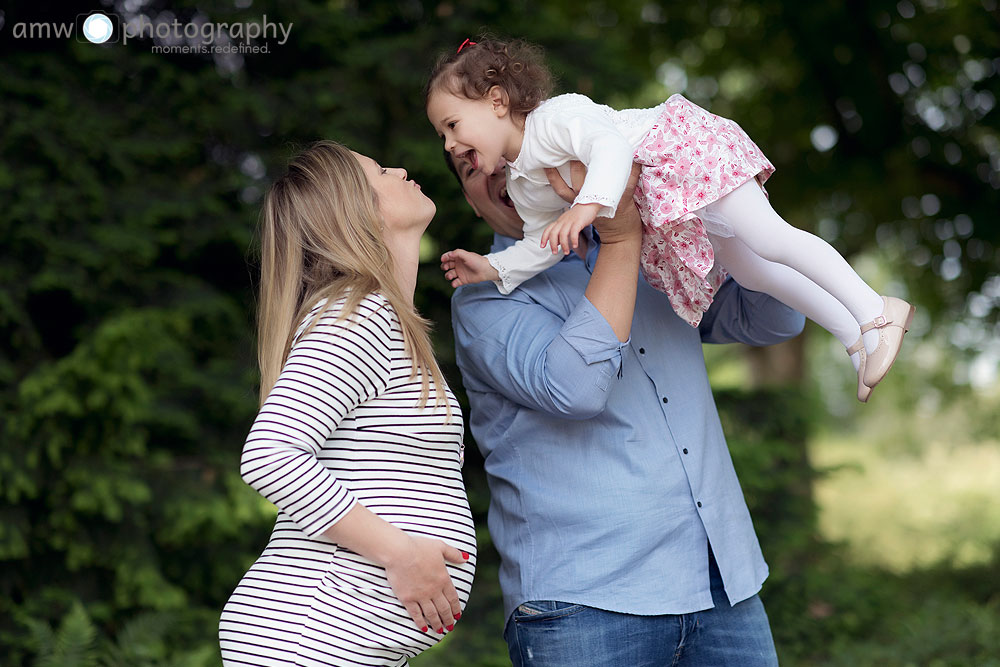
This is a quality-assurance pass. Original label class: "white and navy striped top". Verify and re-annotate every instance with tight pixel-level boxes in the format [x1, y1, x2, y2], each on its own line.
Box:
[220, 292, 476, 667]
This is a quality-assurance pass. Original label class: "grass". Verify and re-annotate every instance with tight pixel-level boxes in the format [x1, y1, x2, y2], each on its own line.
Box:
[811, 433, 1000, 571]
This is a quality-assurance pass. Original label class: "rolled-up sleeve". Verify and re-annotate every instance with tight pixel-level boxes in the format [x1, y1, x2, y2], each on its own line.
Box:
[453, 285, 627, 419]
[559, 296, 629, 365]
[699, 278, 805, 346]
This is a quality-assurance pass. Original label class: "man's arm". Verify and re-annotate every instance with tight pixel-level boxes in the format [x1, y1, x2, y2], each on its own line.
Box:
[584, 167, 642, 342]
[698, 278, 805, 346]
[451, 285, 624, 419]
[451, 165, 642, 418]
[543, 159, 797, 347]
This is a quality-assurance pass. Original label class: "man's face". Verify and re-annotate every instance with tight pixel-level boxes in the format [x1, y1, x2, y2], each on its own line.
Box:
[453, 154, 525, 240]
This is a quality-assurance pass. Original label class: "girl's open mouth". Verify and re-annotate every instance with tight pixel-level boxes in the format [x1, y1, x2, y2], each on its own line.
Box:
[464, 150, 479, 171]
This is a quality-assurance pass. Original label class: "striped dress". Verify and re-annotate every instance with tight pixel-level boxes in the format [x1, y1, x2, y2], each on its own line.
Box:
[219, 292, 477, 667]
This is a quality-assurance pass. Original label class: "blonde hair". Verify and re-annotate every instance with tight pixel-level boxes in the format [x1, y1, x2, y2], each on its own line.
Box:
[256, 140, 447, 412]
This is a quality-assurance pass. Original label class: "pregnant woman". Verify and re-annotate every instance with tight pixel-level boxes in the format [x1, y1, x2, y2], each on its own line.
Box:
[219, 140, 476, 667]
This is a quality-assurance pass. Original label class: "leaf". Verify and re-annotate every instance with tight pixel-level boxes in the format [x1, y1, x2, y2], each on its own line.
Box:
[33, 602, 98, 667]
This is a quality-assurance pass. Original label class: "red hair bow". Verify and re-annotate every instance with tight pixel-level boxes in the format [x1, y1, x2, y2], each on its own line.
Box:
[457, 38, 477, 54]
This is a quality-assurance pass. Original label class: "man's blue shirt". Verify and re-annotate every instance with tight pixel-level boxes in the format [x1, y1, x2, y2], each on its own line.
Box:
[451, 229, 804, 621]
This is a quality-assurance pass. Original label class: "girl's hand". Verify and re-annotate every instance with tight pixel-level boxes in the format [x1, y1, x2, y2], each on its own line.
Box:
[540, 203, 601, 255]
[547, 162, 643, 247]
[440, 249, 499, 288]
[383, 534, 469, 634]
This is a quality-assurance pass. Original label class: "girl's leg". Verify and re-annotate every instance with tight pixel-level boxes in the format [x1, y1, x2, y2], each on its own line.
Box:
[710, 234, 865, 370]
[702, 181, 885, 353]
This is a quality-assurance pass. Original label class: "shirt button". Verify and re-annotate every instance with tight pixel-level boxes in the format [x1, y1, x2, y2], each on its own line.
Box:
[639, 347, 646, 354]
[697, 501, 703, 508]
[662, 397, 669, 404]
[683, 448, 689, 454]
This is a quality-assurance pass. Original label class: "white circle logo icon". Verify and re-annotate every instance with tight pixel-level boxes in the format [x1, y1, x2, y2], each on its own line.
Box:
[82, 13, 113, 43]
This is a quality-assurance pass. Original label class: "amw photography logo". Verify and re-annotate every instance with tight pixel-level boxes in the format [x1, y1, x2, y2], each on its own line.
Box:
[4, 9, 292, 55]
[80, 12, 116, 43]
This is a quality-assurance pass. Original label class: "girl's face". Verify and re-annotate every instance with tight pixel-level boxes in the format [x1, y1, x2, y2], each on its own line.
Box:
[426, 86, 521, 176]
[352, 152, 436, 235]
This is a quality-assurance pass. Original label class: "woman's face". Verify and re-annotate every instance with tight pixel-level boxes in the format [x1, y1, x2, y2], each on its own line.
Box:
[352, 152, 436, 235]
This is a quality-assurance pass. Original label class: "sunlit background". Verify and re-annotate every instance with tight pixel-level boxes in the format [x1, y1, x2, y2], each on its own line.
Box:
[1, 0, 998, 665]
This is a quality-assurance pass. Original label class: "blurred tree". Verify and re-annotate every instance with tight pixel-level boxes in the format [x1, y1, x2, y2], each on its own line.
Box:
[1, 0, 996, 664]
[630, 0, 1000, 388]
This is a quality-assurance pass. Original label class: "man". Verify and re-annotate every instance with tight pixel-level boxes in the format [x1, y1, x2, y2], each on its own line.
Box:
[444, 155, 804, 666]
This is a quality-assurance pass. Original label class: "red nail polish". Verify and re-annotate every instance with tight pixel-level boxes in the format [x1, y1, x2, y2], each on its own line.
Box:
[437, 627, 444, 634]
[454, 612, 462, 620]
[421, 626, 428, 632]
[461, 551, 469, 560]
[446, 624, 454, 631]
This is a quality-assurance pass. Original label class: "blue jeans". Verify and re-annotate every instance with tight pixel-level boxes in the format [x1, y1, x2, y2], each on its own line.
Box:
[504, 552, 778, 667]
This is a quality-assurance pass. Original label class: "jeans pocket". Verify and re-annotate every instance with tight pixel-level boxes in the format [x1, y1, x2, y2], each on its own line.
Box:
[513, 600, 586, 623]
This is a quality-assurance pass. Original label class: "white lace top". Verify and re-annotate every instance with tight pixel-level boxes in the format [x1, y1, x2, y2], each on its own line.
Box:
[487, 93, 665, 294]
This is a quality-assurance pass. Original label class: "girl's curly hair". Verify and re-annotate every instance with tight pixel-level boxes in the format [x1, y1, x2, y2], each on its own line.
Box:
[424, 36, 554, 118]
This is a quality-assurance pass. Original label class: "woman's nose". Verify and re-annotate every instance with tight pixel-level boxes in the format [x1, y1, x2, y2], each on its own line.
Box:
[393, 167, 407, 179]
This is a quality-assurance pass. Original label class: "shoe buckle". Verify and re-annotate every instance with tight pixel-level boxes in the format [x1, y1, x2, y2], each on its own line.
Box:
[873, 315, 887, 327]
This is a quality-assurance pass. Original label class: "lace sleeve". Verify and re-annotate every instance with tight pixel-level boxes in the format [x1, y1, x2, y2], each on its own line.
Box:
[572, 192, 619, 219]
[486, 234, 563, 295]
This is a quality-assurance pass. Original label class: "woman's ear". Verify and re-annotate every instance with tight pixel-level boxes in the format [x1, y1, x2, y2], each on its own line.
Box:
[488, 86, 509, 118]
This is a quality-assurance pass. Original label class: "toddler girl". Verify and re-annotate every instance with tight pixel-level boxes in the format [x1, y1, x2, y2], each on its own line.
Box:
[425, 38, 914, 401]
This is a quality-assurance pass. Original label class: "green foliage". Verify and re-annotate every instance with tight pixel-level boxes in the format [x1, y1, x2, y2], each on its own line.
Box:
[21, 601, 220, 667]
[721, 390, 1000, 666]
[719, 388, 819, 560]
[26, 601, 98, 667]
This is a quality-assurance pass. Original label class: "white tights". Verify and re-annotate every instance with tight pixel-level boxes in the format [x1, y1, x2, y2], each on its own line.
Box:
[699, 180, 885, 368]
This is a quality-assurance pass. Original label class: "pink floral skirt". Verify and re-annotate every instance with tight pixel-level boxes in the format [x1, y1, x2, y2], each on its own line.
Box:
[633, 94, 775, 326]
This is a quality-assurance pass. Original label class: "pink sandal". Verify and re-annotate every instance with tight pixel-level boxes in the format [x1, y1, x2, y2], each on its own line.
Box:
[861, 296, 916, 389]
[847, 338, 872, 403]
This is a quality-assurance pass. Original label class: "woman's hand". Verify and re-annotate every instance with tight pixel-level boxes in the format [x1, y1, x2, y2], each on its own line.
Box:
[321, 503, 469, 633]
[441, 248, 499, 288]
[383, 534, 469, 634]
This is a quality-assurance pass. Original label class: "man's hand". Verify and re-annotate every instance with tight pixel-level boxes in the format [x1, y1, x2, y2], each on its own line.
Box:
[592, 163, 642, 246]
[544, 161, 643, 342]
[544, 162, 588, 202]
[545, 162, 642, 247]
[441, 249, 500, 288]
[540, 203, 602, 255]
